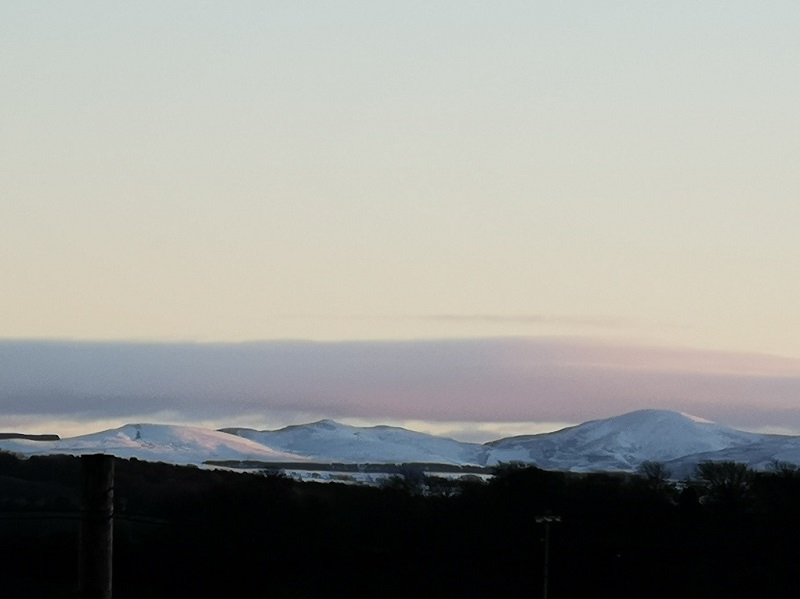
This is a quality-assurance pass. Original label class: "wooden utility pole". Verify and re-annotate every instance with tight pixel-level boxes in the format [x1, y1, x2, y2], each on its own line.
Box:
[536, 513, 561, 599]
[79, 454, 115, 599]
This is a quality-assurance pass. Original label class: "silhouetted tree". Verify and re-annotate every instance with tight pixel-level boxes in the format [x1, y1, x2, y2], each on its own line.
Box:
[695, 461, 753, 508]
[637, 460, 672, 491]
[767, 460, 800, 477]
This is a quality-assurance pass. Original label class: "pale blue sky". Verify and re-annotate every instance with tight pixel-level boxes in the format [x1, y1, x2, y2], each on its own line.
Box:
[2, 3, 800, 435]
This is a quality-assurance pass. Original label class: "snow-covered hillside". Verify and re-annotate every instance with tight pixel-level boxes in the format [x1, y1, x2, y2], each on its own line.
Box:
[0, 423, 304, 466]
[222, 419, 484, 465]
[1, 410, 796, 474]
[483, 409, 769, 472]
[665, 435, 800, 478]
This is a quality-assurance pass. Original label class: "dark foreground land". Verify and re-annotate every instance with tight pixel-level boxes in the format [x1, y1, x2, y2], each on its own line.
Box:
[1, 453, 800, 598]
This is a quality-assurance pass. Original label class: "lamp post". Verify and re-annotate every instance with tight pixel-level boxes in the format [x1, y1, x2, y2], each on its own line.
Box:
[535, 514, 561, 599]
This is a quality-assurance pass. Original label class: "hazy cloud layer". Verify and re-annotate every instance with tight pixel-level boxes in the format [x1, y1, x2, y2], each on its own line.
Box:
[417, 314, 634, 328]
[282, 313, 636, 328]
[2, 338, 800, 433]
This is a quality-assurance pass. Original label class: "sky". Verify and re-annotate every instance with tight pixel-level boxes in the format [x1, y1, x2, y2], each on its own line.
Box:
[2, 3, 799, 439]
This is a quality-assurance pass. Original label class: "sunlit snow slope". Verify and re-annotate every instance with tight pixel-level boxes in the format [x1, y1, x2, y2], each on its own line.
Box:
[222, 420, 484, 465]
[0, 423, 303, 466]
[1, 410, 794, 473]
[484, 409, 770, 471]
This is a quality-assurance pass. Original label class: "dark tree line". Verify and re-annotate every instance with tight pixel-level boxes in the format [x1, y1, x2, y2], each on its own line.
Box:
[2, 453, 800, 598]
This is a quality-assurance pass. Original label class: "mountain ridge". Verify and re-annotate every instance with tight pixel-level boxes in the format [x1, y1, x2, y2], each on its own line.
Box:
[1, 409, 795, 474]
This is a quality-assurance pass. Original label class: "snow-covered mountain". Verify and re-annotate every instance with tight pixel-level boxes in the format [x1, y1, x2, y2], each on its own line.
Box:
[664, 435, 800, 478]
[0, 423, 304, 466]
[482, 409, 770, 472]
[1, 409, 795, 474]
[221, 419, 484, 465]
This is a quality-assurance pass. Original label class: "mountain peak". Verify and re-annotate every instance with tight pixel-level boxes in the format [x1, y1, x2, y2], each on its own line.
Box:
[487, 408, 762, 471]
[228, 419, 482, 465]
[597, 409, 715, 427]
[276, 419, 348, 434]
[309, 419, 345, 428]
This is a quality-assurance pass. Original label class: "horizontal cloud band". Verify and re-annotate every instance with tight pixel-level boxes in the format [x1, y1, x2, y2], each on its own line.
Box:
[1, 338, 799, 431]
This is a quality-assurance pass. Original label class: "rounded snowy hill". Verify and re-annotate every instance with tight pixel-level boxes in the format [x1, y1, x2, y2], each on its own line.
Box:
[665, 435, 800, 478]
[0, 423, 304, 466]
[222, 419, 484, 465]
[484, 409, 767, 472]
